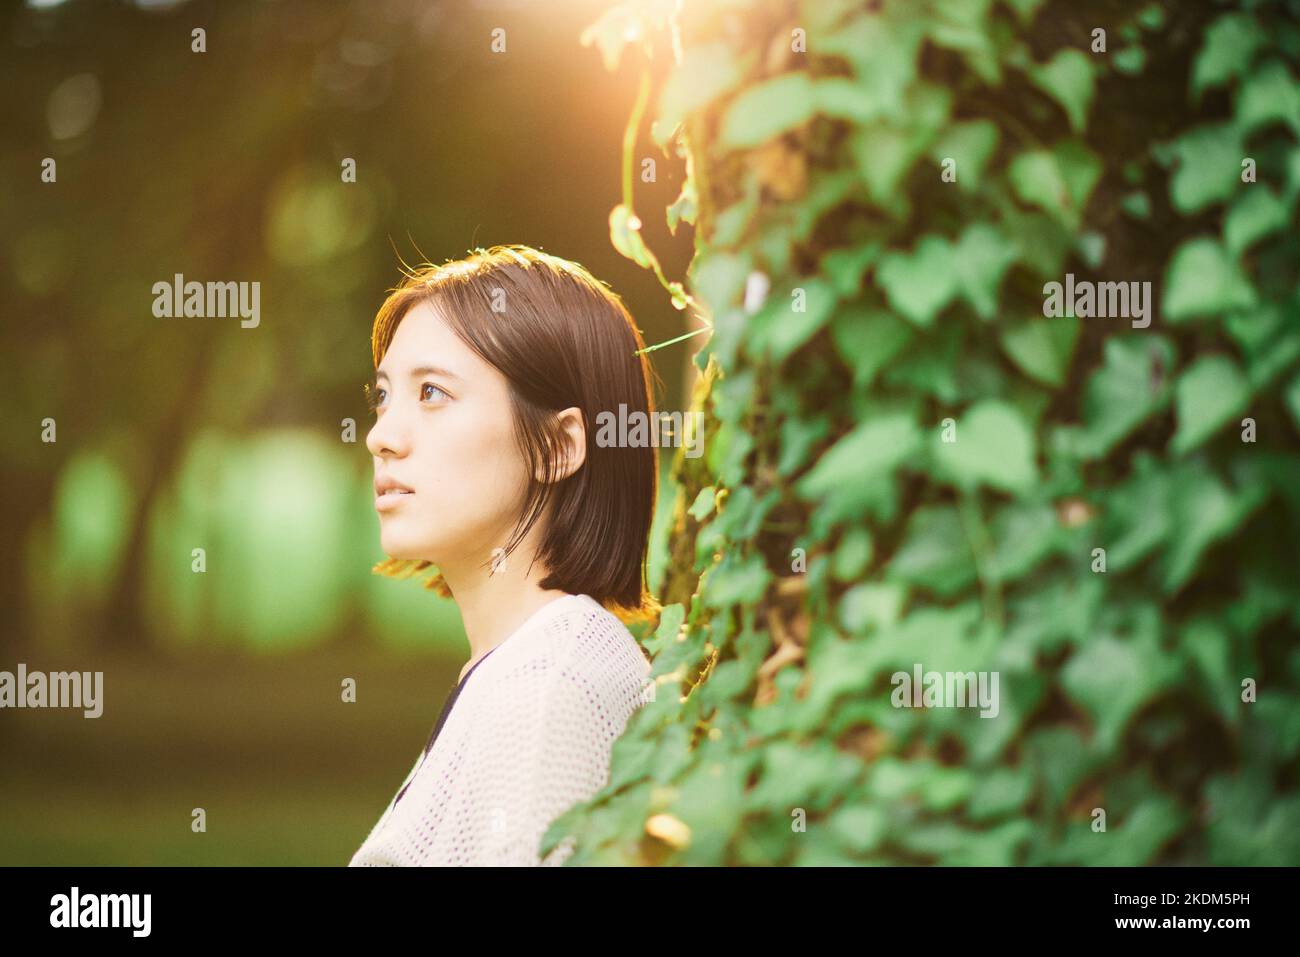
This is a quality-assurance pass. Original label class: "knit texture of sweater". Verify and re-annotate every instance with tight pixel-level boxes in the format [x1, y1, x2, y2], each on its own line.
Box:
[348, 593, 653, 866]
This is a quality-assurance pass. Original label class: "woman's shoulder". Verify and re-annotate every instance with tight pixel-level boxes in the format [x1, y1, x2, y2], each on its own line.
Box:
[540, 594, 650, 679]
[479, 593, 652, 708]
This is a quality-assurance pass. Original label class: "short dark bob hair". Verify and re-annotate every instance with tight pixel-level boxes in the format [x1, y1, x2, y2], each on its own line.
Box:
[368, 244, 662, 626]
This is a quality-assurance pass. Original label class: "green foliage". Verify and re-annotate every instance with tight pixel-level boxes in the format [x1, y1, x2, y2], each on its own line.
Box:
[566, 0, 1300, 866]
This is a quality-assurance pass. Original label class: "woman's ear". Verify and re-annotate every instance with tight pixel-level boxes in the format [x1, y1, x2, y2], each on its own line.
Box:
[539, 406, 587, 483]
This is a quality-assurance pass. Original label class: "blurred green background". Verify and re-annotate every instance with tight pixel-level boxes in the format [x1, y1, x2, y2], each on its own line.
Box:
[0, 0, 694, 864]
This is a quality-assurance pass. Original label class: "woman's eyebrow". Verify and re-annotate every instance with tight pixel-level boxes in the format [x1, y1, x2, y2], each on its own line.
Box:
[375, 364, 463, 383]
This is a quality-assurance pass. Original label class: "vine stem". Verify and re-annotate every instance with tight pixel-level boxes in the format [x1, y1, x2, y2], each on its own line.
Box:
[635, 324, 712, 355]
[622, 62, 651, 211]
[615, 50, 710, 357]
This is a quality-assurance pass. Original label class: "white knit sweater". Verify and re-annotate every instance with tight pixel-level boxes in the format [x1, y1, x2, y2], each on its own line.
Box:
[348, 593, 653, 866]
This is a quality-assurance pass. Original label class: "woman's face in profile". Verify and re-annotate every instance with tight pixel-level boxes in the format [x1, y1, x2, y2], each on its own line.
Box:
[365, 300, 528, 570]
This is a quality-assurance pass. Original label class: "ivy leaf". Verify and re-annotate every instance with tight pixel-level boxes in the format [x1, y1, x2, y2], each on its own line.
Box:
[1138, 4, 1166, 30]
[666, 179, 698, 236]
[687, 486, 716, 522]
[1247, 329, 1300, 390]
[902, 81, 954, 138]
[1164, 462, 1268, 592]
[928, 119, 999, 190]
[1024, 727, 1100, 815]
[827, 803, 888, 854]
[886, 505, 979, 596]
[711, 484, 769, 542]
[709, 365, 756, 425]
[778, 415, 831, 477]
[1002, 0, 1046, 25]
[1257, 694, 1300, 762]
[1061, 626, 1179, 754]
[701, 550, 771, 609]
[1171, 354, 1252, 455]
[837, 582, 904, 635]
[1075, 230, 1106, 269]
[1000, 204, 1072, 278]
[643, 602, 685, 656]
[879, 604, 990, 677]
[1009, 151, 1067, 219]
[917, 765, 976, 813]
[1180, 619, 1239, 728]
[795, 412, 921, 502]
[657, 43, 746, 134]
[608, 204, 653, 269]
[709, 180, 761, 248]
[953, 223, 1018, 319]
[849, 83, 952, 211]
[988, 502, 1060, 583]
[1056, 337, 1175, 460]
[1163, 237, 1258, 322]
[851, 124, 924, 209]
[1224, 185, 1290, 254]
[813, 77, 887, 125]
[1235, 59, 1300, 137]
[883, 320, 963, 402]
[719, 73, 816, 149]
[959, 671, 1047, 765]
[1113, 45, 1147, 76]
[876, 235, 958, 327]
[707, 418, 755, 490]
[749, 278, 838, 363]
[830, 307, 914, 389]
[1030, 49, 1095, 133]
[1045, 794, 1188, 865]
[817, 14, 921, 112]
[1121, 190, 1152, 219]
[999, 315, 1080, 387]
[1009, 140, 1101, 228]
[831, 526, 874, 582]
[1167, 122, 1245, 213]
[967, 768, 1035, 823]
[690, 249, 751, 314]
[1205, 772, 1300, 865]
[1191, 12, 1265, 99]
[579, 4, 647, 72]
[822, 243, 882, 298]
[790, 170, 860, 244]
[1103, 454, 1171, 571]
[1225, 302, 1285, 363]
[926, 0, 1000, 84]
[932, 399, 1038, 494]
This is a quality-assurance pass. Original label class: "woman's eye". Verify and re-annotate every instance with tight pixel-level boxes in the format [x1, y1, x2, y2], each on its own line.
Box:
[421, 382, 450, 403]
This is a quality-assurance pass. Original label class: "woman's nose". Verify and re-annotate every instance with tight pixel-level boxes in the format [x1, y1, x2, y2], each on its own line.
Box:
[366, 413, 405, 458]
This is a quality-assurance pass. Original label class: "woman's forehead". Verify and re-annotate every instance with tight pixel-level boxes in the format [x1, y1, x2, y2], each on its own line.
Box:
[378, 299, 515, 399]
[382, 301, 472, 374]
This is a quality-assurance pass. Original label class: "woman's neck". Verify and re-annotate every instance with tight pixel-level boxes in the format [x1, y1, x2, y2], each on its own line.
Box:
[442, 556, 571, 682]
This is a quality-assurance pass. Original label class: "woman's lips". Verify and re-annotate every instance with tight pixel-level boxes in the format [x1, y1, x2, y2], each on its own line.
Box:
[375, 489, 415, 511]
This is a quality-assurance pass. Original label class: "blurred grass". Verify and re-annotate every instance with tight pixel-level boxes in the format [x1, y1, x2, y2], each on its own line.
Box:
[0, 644, 461, 865]
[3, 437, 680, 865]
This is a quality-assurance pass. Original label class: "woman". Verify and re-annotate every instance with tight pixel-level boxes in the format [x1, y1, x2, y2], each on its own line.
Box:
[348, 244, 660, 866]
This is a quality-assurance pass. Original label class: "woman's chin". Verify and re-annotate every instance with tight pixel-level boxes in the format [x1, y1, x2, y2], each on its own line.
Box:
[379, 538, 433, 563]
